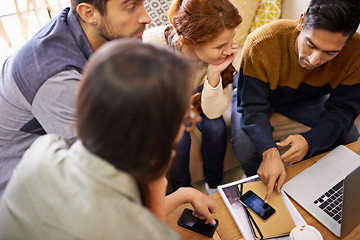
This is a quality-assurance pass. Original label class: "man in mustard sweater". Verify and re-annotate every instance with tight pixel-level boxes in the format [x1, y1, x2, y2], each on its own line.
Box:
[231, 0, 360, 202]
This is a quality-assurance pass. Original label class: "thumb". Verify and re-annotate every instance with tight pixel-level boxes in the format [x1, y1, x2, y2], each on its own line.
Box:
[276, 138, 291, 147]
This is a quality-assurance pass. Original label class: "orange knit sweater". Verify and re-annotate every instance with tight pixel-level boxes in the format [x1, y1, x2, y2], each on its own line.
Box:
[237, 19, 360, 156]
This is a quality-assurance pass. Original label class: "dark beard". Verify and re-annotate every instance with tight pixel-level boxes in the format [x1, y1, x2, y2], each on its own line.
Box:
[98, 22, 123, 41]
[97, 20, 145, 41]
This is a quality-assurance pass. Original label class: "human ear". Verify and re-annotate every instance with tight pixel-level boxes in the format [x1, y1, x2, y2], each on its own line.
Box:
[77, 3, 99, 25]
[296, 12, 305, 31]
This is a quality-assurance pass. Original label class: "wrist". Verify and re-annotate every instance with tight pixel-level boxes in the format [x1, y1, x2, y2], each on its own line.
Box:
[177, 187, 196, 203]
[262, 147, 280, 161]
[207, 76, 220, 88]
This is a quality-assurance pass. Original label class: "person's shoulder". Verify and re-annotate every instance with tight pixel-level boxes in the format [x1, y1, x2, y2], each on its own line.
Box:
[76, 197, 179, 240]
[143, 24, 170, 38]
[28, 134, 69, 153]
[143, 24, 171, 45]
[244, 19, 297, 53]
[108, 204, 179, 240]
[249, 19, 298, 40]
[348, 32, 360, 45]
[340, 32, 360, 58]
[144, 24, 170, 33]
[268, 19, 298, 29]
[19, 134, 70, 170]
[5, 135, 69, 196]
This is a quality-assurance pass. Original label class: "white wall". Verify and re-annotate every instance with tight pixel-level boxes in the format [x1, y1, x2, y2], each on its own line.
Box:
[281, 0, 359, 33]
[281, 0, 311, 20]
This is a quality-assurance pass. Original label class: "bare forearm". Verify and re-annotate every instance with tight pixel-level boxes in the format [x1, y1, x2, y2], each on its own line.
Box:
[166, 187, 217, 224]
[165, 187, 193, 215]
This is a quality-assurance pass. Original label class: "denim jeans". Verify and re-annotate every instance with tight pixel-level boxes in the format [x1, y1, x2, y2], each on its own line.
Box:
[231, 88, 359, 177]
[169, 112, 227, 190]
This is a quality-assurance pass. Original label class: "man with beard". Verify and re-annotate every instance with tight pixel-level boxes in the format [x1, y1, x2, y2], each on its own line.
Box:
[231, 0, 360, 202]
[0, 0, 151, 198]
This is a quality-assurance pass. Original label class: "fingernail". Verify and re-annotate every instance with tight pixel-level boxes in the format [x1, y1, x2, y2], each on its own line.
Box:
[211, 220, 216, 225]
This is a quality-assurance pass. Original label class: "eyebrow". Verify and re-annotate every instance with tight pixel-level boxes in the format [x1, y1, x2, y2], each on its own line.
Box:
[215, 31, 237, 48]
[121, 0, 143, 4]
[306, 37, 342, 54]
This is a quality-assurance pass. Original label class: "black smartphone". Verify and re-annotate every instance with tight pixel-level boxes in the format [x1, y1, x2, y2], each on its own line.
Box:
[178, 208, 218, 237]
[239, 190, 276, 221]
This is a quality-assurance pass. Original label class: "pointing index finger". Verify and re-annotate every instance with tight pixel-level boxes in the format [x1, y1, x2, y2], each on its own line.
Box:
[264, 178, 276, 203]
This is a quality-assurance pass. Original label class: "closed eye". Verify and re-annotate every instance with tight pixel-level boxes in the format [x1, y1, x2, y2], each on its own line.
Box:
[215, 44, 225, 50]
[124, 0, 143, 12]
[306, 41, 315, 49]
[125, 3, 136, 11]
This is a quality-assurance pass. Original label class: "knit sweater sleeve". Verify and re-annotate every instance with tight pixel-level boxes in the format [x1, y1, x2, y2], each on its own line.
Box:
[201, 77, 230, 119]
[142, 25, 169, 48]
[238, 25, 360, 157]
[237, 70, 276, 154]
[301, 84, 360, 156]
[300, 38, 360, 156]
[236, 20, 297, 154]
[237, 33, 277, 154]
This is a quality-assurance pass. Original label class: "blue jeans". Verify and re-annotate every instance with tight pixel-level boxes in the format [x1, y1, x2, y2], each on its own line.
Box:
[231, 88, 359, 177]
[169, 113, 227, 190]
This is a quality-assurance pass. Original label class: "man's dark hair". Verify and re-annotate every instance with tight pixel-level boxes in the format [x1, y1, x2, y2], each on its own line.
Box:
[71, 0, 109, 17]
[304, 0, 360, 39]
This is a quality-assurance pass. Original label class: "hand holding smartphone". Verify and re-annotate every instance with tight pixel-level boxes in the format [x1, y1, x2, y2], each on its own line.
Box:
[239, 190, 276, 221]
[178, 208, 218, 237]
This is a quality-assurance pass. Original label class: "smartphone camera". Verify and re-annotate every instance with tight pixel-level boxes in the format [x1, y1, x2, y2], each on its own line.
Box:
[178, 208, 218, 237]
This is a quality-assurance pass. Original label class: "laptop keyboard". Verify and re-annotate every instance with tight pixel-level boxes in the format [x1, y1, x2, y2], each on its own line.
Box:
[313, 180, 343, 224]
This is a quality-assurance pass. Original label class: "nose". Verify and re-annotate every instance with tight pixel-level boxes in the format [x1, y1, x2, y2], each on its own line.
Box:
[140, 6, 151, 24]
[223, 43, 232, 56]
[308, 50, 321, 65]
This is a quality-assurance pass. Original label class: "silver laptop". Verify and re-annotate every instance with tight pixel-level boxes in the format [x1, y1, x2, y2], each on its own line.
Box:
[283, 145, 360, 238]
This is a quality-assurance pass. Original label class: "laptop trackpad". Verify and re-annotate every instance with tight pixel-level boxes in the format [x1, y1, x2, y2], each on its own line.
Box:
[308, 163, 342, 186]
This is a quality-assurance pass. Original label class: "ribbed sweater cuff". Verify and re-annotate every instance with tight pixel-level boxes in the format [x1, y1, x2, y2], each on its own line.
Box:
[300, 128, 324, 156]
[253, 134, 277, 155]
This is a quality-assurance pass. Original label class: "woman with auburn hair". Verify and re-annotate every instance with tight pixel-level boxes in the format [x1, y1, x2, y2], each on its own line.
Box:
[143, 0, 242, 194]
[0, 40, 216, 239]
